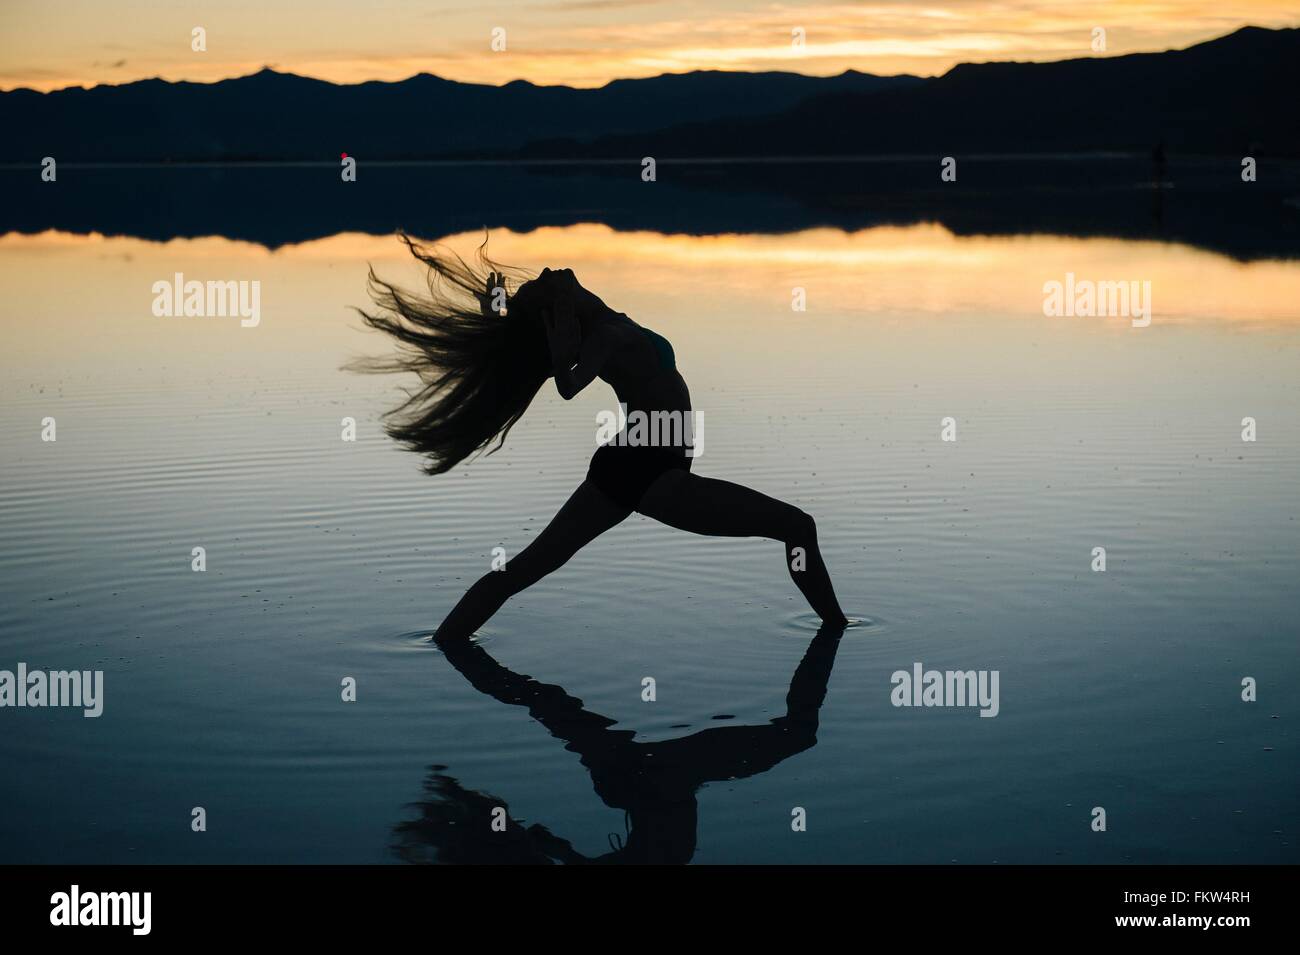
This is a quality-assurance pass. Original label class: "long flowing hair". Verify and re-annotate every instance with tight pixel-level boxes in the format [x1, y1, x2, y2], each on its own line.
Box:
[350, 233, 550, 475]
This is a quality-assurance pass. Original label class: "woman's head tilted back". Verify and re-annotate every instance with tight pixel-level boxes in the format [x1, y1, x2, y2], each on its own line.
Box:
[352, 232, 553, 475]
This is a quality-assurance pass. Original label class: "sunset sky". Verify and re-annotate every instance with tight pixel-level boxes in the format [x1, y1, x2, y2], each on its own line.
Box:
[0, 0, 1296, 92]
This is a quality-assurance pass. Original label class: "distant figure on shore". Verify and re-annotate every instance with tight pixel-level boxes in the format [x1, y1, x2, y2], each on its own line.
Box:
[354, 234, 848, 642]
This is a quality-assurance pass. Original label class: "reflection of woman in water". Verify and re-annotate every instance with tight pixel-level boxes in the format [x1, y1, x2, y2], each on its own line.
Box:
[392, 623, 845, 864]
[357, 234, 847, 642]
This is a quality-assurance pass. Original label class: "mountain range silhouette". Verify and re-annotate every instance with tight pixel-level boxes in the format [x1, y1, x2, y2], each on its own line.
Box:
[3, 26, 1295, 162]
[1, 67, 917, 162]
[531, 26, 1299, 159]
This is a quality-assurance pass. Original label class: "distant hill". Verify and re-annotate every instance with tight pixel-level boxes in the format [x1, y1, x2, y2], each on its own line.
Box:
[525, 26, 1300, 158]
[0, 69, 920, 162]
[3, 27, 1294, 162]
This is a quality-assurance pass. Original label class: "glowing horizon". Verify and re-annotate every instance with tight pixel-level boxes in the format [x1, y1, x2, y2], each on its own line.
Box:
[0, 0, 1296, 94]
[4, 225, 1298, 331]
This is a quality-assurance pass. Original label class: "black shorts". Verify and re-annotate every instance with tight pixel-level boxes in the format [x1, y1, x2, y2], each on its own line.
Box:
[587, 442, 693, 511]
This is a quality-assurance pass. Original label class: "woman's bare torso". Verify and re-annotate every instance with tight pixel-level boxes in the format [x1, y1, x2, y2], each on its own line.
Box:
[593, 313, 691, 416]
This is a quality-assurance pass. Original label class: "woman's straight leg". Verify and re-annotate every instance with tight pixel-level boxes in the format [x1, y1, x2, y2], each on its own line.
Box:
[434, 480, 631, 643]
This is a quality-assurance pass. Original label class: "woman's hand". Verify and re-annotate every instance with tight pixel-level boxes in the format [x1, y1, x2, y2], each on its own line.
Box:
[539, 270, 607, 400]
[477, 271, 508, 317]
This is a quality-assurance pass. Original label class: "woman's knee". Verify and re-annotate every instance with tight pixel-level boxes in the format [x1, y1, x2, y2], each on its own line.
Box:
[783, 505, 817, 544]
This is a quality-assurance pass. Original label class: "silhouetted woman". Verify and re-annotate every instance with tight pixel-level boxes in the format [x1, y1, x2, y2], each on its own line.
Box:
[356, 234, 847, 642]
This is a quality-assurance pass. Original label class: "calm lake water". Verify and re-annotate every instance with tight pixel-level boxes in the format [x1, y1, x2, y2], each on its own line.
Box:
[2, 171, 1298, 862]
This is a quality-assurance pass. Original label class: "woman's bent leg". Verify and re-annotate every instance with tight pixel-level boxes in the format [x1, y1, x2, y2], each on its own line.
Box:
[637, 470, 847, 624]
